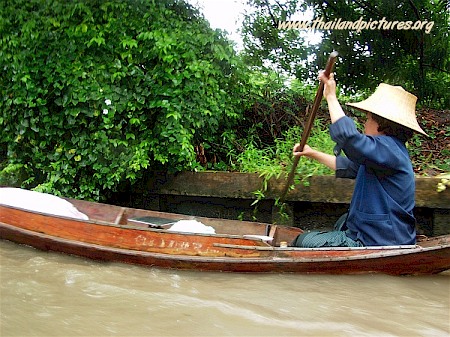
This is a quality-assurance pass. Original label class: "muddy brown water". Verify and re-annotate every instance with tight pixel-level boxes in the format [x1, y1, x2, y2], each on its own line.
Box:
[1, 240, 449, 337]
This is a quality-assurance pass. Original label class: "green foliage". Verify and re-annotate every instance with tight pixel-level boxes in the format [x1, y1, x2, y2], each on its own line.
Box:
[0, 0, 249, 199]
[241, 0, 311, 78]
[235, 118, 334, 215]
[232, 68, 320, 151]
[307, 0, 450, 109]
[235, 119, 335, 180]
[407, 122, 450, 174]
[242, 0, 449, 107]
[0, 163, 27, 187]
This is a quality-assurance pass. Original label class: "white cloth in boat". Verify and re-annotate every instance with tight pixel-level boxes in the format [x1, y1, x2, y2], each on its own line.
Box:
[168, 219, 216, 234]
[0, 187, 89, 220]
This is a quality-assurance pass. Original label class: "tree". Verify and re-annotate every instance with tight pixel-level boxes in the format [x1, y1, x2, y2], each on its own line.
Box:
[0, 0, 249, 199]
[308, 0, 449, 106]
[241, 0, 449, 107]
[241, 0, 311, 79]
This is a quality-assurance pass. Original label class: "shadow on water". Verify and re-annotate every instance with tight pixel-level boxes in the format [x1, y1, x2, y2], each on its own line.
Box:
[1, 240, 449, 337]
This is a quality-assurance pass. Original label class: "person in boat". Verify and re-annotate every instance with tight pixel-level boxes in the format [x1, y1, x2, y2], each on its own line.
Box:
[291, 71, 427, 247]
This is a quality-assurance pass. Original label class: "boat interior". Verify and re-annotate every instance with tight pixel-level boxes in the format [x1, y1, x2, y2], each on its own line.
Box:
[68, 198, 303, 246]
[67, 198, 450, 249]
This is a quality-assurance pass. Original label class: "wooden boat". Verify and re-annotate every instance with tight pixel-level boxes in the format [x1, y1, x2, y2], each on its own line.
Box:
[1, 195, 449, 276]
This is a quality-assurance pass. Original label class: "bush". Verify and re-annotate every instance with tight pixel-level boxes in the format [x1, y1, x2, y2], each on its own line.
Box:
[0, 0, 248, 199]
[235, 119, 335, 180]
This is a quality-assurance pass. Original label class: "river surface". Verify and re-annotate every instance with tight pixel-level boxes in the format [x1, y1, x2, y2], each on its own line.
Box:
[1, 240, 449, 337]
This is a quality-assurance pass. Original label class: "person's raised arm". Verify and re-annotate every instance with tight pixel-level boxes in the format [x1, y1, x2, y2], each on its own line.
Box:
[318, 71, 345, 124]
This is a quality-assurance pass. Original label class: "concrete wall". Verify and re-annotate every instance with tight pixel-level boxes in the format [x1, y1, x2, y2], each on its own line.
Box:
[110, 172, 450, 236]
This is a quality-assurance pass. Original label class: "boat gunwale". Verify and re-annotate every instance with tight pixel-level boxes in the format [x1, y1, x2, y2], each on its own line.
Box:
[213, 243, 421, 251]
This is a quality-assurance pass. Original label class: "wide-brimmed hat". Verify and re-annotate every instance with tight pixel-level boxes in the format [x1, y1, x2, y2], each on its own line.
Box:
[346, 83, 427, 136]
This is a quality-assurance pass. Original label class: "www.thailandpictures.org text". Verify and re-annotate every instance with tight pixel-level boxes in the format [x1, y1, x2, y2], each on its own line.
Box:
[278, 16, 435, 34]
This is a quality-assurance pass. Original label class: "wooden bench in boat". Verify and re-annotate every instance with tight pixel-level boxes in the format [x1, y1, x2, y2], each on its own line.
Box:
[127, 216, 176, 229]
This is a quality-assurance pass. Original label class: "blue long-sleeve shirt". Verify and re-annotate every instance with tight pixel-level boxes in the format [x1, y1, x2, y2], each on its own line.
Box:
[329, 116, 416, 246]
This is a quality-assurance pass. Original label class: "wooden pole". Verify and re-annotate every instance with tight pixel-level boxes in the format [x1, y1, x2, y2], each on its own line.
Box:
[279, 51, 338, 202]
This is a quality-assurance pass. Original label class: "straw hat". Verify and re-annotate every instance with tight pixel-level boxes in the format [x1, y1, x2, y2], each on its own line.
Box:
[346, 83, 427, 136]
